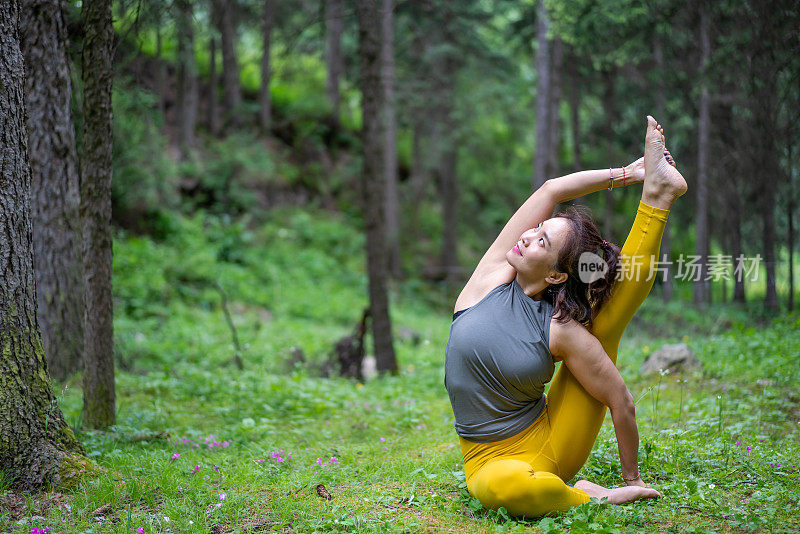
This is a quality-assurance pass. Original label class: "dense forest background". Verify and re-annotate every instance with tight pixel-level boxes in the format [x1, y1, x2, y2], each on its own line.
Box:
[103, 0, 799, 316]
[2, 0, 800, 532]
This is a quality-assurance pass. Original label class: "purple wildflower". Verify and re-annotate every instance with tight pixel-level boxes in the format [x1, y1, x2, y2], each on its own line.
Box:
[137, 529, 145, 534]
[171, 453, 180, 460]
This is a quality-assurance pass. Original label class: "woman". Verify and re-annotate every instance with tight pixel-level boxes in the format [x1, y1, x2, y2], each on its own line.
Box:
[445, 116, 687, 517]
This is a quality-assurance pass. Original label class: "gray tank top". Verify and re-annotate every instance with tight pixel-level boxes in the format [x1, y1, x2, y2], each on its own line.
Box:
[444, 280, 555, 442]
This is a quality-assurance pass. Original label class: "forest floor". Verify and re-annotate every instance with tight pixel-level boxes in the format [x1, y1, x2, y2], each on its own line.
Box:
[1, 210, 799, 534]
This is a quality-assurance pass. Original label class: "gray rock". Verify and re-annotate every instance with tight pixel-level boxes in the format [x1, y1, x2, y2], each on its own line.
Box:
[362, 356, 378, 380]
[640, 343, 702, 375]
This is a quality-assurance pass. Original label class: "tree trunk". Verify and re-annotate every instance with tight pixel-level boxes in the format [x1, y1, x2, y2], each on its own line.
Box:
[325, 0, 344, 123]
[20, 0, 84, 381]
[175, 0, 198, 159]
[694, 2, 711, 306]
[567, 54, 581, 173]
[532, 0, 550, 189]
[0, 0, 84, 491]
[81, 0, 116, 429]
[729, 190, 746, 302]
[355, 0, 397, 375]
[653, 31, 672, 302]
[214, 0, 240, 130]
[259, 0, 273, 134]
[208, 34, 220, 137]
[156, 28, 166, 119]
[439, 87, 458, 290]
[382, 0, 401, 278]
[789, 196, 795, 311]
[602, 70, 615, 241]
[547, 37, 562, 180]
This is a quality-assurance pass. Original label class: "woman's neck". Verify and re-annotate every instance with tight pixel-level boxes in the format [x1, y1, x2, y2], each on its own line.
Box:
[514, 273, 548, 301]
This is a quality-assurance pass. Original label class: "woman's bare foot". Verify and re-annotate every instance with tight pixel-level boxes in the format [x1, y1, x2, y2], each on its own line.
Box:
[575, 479, 661, 505]
[642, 115, 688, 210]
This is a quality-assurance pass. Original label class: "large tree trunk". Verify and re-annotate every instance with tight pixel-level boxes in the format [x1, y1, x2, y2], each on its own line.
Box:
[0, 0, 84, 490]
[81, 0, 116, 429]
[325, 0, 344, 123]
[259, 0, 274, 134]
[566, 49, 581, 173]
[382, 0, 401, 278]
[439, 87, 458, 290]
[208, 34, 220, 137]
[532, 0, 550, 189]
[547, 37, 562, 180]
[156, 28, 166, 119]
[20, 0, 84, 381]
[175, 0, 198, 159]
[694, 1, 711, 306]
[728, 185, 746, 303]
[789, 196, 795, 311]
[602, 70, 615, 241]
[214, 0, 240, 130]
[653, 32, 673, 302]
[355, 0, 397, 375]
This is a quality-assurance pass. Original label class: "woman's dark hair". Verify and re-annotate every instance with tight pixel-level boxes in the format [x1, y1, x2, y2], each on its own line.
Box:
[543, 205, 620, 328]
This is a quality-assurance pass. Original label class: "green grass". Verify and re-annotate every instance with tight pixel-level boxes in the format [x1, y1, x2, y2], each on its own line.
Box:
[1, 210, 799, 533]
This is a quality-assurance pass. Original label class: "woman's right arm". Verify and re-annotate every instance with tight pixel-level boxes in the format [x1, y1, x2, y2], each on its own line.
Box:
[455, 161, 644, 312]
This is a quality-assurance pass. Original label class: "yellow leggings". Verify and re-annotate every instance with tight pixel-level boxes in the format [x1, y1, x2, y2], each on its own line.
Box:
[461, 202, 669, 518]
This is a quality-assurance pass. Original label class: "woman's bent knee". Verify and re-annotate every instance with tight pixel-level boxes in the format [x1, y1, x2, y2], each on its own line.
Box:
[469, 460, 585, 518]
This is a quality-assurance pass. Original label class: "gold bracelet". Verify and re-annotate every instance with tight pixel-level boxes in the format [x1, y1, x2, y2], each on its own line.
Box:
[622, 472, 640, 482]
[608, 168, 614, 190]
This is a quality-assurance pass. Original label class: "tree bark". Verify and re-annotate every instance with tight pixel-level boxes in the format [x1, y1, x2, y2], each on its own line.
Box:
[208, 34, 220, 137]
[602, 69, 615, 241]
[214, 0, 240, 130]
[259, 0, 274, 134]
[175, 0, 198, 159]
[439, 110, 458, 289]
[325, 0, 344, 123]
[81, 0, 116, 429]
[547, 37, 562, 180]
[355, 0, 397, 375]
[694, 1, 711, 306]
[0, 0, 84, 490]
[567, 50, 581, 173]
[382, 0, 401, 278]
[20, 0, 84, 381]
[156, 28, 166, 119]
[532, 0, 550, 189]
[789, 196, 795, 311]
[653, 31, 673, 302]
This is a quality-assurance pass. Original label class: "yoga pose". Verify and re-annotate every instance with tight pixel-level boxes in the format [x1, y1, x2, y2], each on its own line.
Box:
[444, 116, 687, 517]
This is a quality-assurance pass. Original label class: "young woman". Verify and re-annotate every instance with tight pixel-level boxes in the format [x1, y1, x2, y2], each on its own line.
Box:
[445, 116, 687, 517]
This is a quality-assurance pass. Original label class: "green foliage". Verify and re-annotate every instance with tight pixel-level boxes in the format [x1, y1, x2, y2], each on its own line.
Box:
[112, 81, 180, 233]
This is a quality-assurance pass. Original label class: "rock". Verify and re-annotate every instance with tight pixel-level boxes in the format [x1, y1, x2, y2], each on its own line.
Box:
[640, 343, 702, 375]
[362, 356, 377, 380]
[397, 326, 421, 346]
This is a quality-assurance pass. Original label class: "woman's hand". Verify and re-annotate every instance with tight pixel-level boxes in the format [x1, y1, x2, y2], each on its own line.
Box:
[624, 157, 645, 184]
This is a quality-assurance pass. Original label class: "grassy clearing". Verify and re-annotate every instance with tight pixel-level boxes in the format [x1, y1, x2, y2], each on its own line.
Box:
[1, 210, 799, 534]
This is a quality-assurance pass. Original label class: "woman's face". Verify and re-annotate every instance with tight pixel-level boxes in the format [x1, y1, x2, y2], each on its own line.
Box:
[506, 217, 572, 284]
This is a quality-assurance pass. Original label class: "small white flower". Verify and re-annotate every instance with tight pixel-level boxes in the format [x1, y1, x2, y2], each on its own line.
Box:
[708, 484, 716, 489]
[164, 516, 171, 522]
[188, 520, 194, 525]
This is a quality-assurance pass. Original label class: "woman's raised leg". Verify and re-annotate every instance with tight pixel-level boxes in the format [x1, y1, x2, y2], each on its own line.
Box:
[545, 117, 687, 481]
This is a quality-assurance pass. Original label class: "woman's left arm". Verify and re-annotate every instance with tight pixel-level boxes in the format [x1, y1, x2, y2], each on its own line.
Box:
[549, 318, 645, 485]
